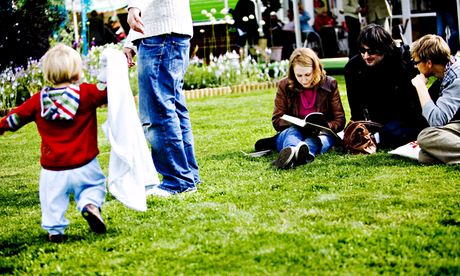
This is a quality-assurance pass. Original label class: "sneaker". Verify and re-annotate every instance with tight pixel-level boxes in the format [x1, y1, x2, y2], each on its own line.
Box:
[294, 142, 315, 166]
[255, 134, 278, 151]
[146, 185, 173, 197]
[146, 185, 197, 197]
[182, 186, 197, 194]
[81, 204, 107, 234]
[48, 234, 66, 243]
[272, 147, 295, 169]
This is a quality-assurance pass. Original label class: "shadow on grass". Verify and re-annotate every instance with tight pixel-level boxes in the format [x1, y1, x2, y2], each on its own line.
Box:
[0, 190, 39, 211]
[207, 148, 424, 168]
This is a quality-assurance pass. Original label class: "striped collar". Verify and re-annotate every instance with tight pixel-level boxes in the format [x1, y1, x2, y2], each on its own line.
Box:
[40, 84, 80, 120]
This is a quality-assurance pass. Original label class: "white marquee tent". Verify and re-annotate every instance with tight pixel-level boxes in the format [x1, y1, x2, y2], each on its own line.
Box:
[65, 0, 128, 12]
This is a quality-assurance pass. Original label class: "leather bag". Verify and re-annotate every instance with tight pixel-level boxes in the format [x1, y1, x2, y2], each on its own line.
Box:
[343, 121, 383, 154]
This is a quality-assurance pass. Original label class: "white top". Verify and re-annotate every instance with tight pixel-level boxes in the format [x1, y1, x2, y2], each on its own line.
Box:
[126, 0, 193, 44]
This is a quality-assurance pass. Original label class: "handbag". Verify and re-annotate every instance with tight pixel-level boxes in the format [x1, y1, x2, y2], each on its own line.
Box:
[343, 120, 383, 154]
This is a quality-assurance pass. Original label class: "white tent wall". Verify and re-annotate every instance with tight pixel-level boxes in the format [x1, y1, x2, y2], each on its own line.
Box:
[65, 0, 128, 12]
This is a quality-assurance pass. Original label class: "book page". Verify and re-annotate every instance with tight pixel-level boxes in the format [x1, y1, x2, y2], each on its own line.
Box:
[280, 114, 307, 127]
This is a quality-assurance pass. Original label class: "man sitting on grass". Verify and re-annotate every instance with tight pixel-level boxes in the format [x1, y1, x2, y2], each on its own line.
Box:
[410, 34, 460, 164]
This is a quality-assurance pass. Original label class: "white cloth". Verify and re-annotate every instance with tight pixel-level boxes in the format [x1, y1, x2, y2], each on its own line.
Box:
[101, 48, 160, 212]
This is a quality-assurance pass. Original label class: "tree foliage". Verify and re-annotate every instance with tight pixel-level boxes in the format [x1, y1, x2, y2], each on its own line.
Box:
[0, 0, 66, 71]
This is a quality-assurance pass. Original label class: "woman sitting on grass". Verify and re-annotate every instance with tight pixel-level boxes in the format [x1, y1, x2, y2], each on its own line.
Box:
[258, 48, 346, 169]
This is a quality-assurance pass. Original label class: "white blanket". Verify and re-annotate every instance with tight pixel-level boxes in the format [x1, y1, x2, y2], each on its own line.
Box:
[101, 48, 160, 211]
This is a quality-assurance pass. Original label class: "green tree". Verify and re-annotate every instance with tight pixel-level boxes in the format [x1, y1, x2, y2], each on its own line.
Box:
[0, 0, 66, 71]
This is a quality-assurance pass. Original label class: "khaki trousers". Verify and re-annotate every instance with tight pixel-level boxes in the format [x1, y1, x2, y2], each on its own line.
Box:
[417, 121, 460, 164]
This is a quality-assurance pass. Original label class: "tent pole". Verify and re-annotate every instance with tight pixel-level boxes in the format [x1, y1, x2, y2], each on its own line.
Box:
[293, 0, 302, 48]
[81, 0, 88, 55]
[72, 0, 79, 46]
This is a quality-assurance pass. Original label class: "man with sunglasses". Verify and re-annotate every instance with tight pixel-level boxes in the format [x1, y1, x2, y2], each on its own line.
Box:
[344, 24, 428, 149]
[410, 35, 460, 164]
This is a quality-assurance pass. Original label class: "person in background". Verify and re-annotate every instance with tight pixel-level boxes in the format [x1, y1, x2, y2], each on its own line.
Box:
[0, 44, 109, 242]
[298, 3, 314, 36]
[123, 0, 200, 197]
[262, 9, 284, 47]
[266, 48, 346, 169]
[410, 34, 460, 164]
[343, 0, 364, 57]
[363, 0, 392, 32]
[433, 0, 459, 56]
[344, 24, 428, 149]
[229, 0, 260, 49]
[88, 10, 106, 46]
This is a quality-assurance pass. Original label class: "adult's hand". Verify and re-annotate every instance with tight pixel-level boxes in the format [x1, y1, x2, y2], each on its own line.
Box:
[127, 7, 144, 34]
[123, 47, 136, 68]
[411, 73, 431, 108]
[411, 73, 428, 89]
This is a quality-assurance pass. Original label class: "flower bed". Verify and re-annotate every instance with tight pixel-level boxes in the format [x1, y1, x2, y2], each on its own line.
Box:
[0, 44, 288, 110]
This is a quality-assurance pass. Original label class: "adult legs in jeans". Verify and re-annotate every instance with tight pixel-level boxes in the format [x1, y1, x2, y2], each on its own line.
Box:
[138, 34, 200, 193]
[417, 122, 460, 165]
[437, 11, 460, 55]
[276, 126, 335, 156]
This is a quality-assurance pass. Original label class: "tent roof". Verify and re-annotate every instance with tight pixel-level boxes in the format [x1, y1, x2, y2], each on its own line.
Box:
[65, 0, 127, 12]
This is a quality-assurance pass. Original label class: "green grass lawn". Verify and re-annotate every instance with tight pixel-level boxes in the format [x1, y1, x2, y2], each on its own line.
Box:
[0, 77, 459, 274]
[191, 0, 238, 22]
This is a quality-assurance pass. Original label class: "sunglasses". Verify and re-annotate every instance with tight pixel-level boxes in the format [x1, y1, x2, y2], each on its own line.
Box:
[411, 59, 423, 65]
[358, 47, 380, 55]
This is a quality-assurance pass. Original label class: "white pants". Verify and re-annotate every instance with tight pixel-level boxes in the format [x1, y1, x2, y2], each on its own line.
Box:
[39, 158, 106, 235]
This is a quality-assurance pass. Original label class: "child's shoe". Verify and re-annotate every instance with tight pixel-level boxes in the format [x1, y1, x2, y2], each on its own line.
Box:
[81, 204, 107, 234]
[48, 234, 66, 243]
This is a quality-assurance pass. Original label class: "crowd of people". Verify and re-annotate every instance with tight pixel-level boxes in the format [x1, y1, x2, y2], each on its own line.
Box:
[0, 0, 459, 243]
[254, 23, 459, 168]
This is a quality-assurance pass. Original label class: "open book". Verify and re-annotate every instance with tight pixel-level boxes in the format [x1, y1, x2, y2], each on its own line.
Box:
[280, 112, 341, 140]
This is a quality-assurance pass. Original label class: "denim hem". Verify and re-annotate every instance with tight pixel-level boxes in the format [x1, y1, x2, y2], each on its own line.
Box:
[159, 184, 196, 194]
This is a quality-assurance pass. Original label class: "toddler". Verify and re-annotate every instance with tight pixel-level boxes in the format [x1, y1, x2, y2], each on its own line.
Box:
[0, 44, 108, 242]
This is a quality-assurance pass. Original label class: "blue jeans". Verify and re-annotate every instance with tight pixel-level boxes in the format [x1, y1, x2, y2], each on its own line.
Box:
[437, 11, 459, 54]
[138, 34, 200, 193]
[276, 126, 335, 156]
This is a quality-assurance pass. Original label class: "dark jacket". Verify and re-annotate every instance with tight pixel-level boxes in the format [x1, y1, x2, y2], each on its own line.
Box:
[344, 46, 428, 127]
[272, 76, 346, 133]
[344, 46, 429, 148]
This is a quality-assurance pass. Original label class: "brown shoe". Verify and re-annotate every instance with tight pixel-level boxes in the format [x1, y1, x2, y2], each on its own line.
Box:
[48, 234, 66, 243]
[81, 204, 107, 234]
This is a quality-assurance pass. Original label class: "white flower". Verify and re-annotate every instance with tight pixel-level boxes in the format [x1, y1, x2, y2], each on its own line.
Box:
[249, 14, 255, 20]
[242, 16, 249, 22]
[201, 9, 207, 15]
[210, 8, 216, 14]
